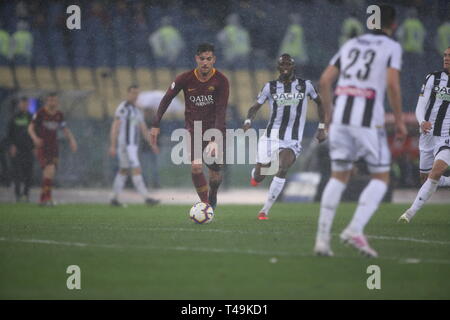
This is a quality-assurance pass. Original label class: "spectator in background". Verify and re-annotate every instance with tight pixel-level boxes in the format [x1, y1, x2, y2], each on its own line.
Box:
[15, 1, 29, 20]
[339, 12, 364, 46]
[397, 8, 425, 55]
[11, 20, 33, 65]
[217, 13, 250, 69]
[7, 97, 34, 202]
[436, 21, 450, 55]
[149, 16, 185, 68]
[0, 20, 11, 65]
[278, 14, 309, 76]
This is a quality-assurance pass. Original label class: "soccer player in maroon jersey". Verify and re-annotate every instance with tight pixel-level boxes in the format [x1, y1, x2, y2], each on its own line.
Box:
[28, 93, 78, 205]
[150, 43, 230, 209]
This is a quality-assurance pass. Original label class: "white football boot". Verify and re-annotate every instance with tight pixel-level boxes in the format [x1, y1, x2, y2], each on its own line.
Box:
[398, 209, 415, 223]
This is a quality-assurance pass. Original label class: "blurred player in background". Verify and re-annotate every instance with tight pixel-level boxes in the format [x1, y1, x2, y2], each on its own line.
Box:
[399, 47, 450, 223]
[150, 43, 229, 209]
[7, 97, 33, 202]
[109, 85, 159, 207]
[243, 53, 326, 220]
[28, 93, 78, 205]
[314, 5, 407, 257]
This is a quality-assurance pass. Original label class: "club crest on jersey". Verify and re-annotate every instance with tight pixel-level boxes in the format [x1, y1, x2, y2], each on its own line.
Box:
[189, 95, 214, 107]
[272, 92, 304, 106]
[295, 84, 302, 91]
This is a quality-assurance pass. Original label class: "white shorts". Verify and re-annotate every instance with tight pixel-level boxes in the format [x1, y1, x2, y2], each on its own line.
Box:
[419, 133, 435, 173]
[256, 135, 302, 164]
[118, 145, 140, 168]
[432, 136, 450, 166]
[329, 123, 391, 173]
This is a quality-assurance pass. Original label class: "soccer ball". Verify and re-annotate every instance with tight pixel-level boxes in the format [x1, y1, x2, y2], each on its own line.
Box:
[189, 202, 214, 224]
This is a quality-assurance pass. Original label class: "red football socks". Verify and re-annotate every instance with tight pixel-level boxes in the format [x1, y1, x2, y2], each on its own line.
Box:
[40, 178, 52, 202]
[191, 172, 209, 203]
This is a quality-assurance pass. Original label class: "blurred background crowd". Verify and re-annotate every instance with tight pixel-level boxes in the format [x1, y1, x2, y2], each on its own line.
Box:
[0, 0, 449, 197]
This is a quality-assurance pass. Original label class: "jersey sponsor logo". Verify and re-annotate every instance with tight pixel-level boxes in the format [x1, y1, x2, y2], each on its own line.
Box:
[433, 86, 450, 101]
[271, 92, 304, 106]
[43, 121, 60, 130]
[189, 95, 214, 107]
[335, 86, 376, 99]
[188, 88, 196, 92]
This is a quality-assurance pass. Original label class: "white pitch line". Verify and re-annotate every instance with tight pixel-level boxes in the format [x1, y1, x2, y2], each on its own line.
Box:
[365, 234, 450, 246]
[1, 237, 450, 265]
[23, 225, 450, 246]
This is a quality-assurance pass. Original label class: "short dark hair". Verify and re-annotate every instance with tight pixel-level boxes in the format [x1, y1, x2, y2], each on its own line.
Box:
[196, 43, 215, 55]
[379, 4, 396, 29]
[128, 84, 139, 91]
[278, 53, 295, 64]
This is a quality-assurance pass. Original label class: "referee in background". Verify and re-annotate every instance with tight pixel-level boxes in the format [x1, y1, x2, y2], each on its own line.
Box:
[7, 97, 34, 202]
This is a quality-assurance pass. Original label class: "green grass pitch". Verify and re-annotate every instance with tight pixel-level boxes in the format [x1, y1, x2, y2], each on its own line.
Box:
[0, 202, 449, 299]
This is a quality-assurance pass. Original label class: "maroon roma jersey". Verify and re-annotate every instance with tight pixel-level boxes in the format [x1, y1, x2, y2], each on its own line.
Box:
[153, 68, 229, 133]
[32, 107, 66, 150]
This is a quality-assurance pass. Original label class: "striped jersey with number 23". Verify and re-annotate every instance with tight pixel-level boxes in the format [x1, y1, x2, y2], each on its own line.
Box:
[330, 31, 402, 128]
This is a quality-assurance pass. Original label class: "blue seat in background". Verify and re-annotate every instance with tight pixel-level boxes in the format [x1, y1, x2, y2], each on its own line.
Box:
[31, 29, 50, 66]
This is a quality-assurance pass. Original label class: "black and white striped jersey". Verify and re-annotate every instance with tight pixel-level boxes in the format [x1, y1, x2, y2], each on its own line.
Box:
[415, 70, 450, 137]
[329, 31, 402, 128]
[257, 78, 318, 142]
[114, 101, 145, 146]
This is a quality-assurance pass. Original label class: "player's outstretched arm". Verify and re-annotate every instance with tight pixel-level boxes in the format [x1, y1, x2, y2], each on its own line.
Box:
[149, 127, 160, 152]
[387, 67, 407, 142]
[415, 74, 434, 134]
[63, 127, 77, 153]
[109, 118, 120, 157]
[142, 122, 160, 154]
[243, 103, 263, 132]
[313, 96, 327, 143]
[319, 65, 339, 119]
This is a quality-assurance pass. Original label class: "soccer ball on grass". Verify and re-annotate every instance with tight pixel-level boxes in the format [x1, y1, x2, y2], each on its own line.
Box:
[189, 202, 214, 224]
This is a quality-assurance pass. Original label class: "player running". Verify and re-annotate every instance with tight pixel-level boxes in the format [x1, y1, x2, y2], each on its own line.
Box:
[314, 5, 407, 257]
[109, 85, 159, 207]
[28, 92, 78, 205]
[150, 43, 229, 209]
[243, 53, 327, 220]
[399, 47, 450, 223]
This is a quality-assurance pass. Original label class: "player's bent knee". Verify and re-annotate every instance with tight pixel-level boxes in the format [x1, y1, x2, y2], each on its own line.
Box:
[191, 163, 203, 174]
[331, 160, 353, 172]
[435, 149, 450, 167]
[276, 166, 289, 178]
[132, 167, 142, 175]
[206, 162, 223, 172]
[429, 159, 449, 180]
[371, 172, 390, 184]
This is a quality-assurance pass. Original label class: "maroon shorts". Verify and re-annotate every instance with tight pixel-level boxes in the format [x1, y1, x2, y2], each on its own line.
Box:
[36, 146, 59, 169]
